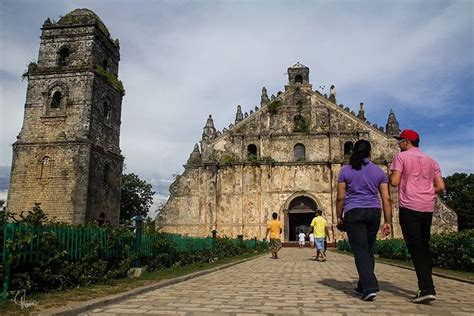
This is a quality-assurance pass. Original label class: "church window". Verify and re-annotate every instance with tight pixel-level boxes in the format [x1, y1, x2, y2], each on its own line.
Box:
[50, 91, 62, 108]
[247, 144, 258, 160]
[102, 59, 109, 71]
[344, 141, 353, 156]
[103, 100, 111, 123]
[103, 163, 111, 184]
[294, 143, 306, 161]
[295, 74, 303, 84]
[39, 156, 50, 178]
[57, 47, 70, 66]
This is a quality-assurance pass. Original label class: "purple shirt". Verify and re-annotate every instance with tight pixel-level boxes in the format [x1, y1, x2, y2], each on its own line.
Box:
[338, 159, 388, 213]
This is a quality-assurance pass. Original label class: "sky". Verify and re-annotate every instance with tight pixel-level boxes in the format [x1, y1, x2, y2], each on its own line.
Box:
[1, 0, 473, 215]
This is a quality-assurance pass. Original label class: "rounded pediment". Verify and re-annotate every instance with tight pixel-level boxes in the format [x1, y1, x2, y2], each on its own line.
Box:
[57, 8, 110, 37]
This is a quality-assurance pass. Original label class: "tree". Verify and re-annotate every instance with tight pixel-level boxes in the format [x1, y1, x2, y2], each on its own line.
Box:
[120, 173, 155, 222]
[442, 173, 474, 230]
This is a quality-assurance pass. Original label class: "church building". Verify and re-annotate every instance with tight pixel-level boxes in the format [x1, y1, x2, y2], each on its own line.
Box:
[157, 62, 457, 241]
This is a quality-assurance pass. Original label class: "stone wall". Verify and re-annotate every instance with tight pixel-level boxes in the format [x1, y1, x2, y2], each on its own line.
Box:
[7, 143, 90, 224]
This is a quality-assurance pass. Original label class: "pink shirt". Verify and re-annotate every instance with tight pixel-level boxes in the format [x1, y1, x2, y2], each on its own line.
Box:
[390, 147, 442, 212]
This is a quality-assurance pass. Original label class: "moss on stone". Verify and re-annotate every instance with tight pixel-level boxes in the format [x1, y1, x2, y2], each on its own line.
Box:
[95, 66, 125, 95]
[267, 100, 282, 115]
[220, 153, 239, 164]
[293, 116, 310, 133]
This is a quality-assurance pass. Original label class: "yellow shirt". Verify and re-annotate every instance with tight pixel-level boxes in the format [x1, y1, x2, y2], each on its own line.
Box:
[267, 220, 283, 239]
[310, 216, 327, 238]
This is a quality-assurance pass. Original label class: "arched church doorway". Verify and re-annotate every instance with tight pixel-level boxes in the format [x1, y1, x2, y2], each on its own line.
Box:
[287, 195, 318, 241]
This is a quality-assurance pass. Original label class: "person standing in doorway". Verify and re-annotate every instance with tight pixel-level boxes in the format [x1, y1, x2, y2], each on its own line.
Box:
[265, 212, 283, 259]
[310, 209, 329, 261]
[309, 232, 315, 249]
[390, 129, 445, 304]
[336, 140, 392, 301]
[298, 231, 306, 248]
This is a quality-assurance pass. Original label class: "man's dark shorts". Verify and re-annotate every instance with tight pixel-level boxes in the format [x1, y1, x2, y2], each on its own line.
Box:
[270, 238, 282, 252]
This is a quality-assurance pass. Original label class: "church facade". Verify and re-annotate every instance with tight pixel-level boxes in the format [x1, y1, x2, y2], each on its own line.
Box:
[157, 63, 457, 241]
[6, 9, 124, 225]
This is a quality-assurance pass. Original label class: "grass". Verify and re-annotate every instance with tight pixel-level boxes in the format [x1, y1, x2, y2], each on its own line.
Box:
[0, 251, 267, 315]
[332, 249, 474, 282]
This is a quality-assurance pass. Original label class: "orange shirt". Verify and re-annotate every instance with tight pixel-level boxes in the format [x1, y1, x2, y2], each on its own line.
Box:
[267, 219, 282, 239]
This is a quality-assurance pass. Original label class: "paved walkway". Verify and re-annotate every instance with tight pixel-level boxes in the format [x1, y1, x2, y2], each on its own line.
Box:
[82, 248, 473, 315]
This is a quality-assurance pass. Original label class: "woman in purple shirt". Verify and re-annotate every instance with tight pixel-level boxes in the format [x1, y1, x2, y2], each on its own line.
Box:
[336, 140, 392, 301]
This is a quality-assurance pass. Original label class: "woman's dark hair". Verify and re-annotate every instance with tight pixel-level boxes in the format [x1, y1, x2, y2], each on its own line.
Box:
[349, 140, 371, 170]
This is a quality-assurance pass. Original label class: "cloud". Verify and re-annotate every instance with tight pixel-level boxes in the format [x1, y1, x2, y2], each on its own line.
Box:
[0, 165, 10, 191]
[425, 144, 474, 176]
[0, 190, 7, 202]
[1, 0, 473, 201]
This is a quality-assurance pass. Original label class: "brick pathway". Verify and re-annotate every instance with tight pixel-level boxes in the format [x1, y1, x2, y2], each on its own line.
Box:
[82, 248, 474, 315]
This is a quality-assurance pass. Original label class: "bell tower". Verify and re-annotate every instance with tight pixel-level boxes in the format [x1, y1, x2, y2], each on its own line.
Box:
[286, 62, 312, 92]
[287, 62, 310, 85]
[7, 9, 124, 225]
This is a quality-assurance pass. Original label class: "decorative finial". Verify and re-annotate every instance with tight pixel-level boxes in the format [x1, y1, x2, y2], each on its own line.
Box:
[261, 87, 270, 105]
[42, 18, 53, 27]
[235, 105, 243, 124]
[385, 108, 400, 136]
[202, 115, 216, 140]
[357, 102, 366, 121]
[186, 143, 202, 166]
[328, 85, 336, 103]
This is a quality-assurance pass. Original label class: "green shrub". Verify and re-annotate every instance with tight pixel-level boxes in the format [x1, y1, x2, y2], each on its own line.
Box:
[430, 230, 473, 272]
[375, 239, 410, 261]
[339, 230, 473, 272]
[2, 207, 268, 298]
[293, 115, 310, 133]
[337, 239, 351, 252]
[246, 155, 276, 166]
[267, 100, 282, 115]
[95, 66, 125, 94]
[220, 153, 239, 164]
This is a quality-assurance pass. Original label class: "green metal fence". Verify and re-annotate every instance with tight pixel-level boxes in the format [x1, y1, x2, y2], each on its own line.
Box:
[1, 223, 266, 302]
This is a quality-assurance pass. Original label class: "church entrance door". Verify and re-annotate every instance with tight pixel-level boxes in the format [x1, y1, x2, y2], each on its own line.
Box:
[287, 196, 318, 242]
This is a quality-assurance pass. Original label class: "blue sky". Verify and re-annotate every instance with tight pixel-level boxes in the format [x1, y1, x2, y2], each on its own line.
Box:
[1, 0, 473, 212]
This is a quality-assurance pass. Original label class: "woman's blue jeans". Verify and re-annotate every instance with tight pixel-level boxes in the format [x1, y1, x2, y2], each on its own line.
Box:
[344, 208, 381, 294]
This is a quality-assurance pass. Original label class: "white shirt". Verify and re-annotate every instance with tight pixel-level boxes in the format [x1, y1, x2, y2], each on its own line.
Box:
[298, 233, 306, 242]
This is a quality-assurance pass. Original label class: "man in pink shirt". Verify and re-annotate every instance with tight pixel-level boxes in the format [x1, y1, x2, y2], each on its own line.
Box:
[390, 129, 445, 304]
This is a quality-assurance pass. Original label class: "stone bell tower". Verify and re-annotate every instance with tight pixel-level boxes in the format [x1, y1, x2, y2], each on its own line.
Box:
[7, 9, 124, 225]
[287, 62, 310, 86]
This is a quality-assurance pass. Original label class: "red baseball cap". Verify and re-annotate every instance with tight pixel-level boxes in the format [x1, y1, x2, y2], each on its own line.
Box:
[394, 129, 419, 141]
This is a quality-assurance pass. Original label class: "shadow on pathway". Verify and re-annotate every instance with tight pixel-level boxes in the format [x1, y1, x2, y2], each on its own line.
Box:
[318, 278, 413, 298]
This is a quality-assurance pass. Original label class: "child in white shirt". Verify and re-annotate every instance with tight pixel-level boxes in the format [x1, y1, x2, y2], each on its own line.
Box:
[298, 232, 306, 248]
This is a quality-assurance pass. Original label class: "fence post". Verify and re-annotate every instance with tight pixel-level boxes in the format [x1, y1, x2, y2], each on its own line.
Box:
[131, 216, 144, 267]
[2, 223, 14, 303]
[254, 237, 257, 250]
[237, 234, 243, 247]
[211, 229, 217, 251]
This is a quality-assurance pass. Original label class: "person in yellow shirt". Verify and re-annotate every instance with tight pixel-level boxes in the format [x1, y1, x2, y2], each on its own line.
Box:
[265, 212, 283, 259]
[310, 209, 329, 261]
